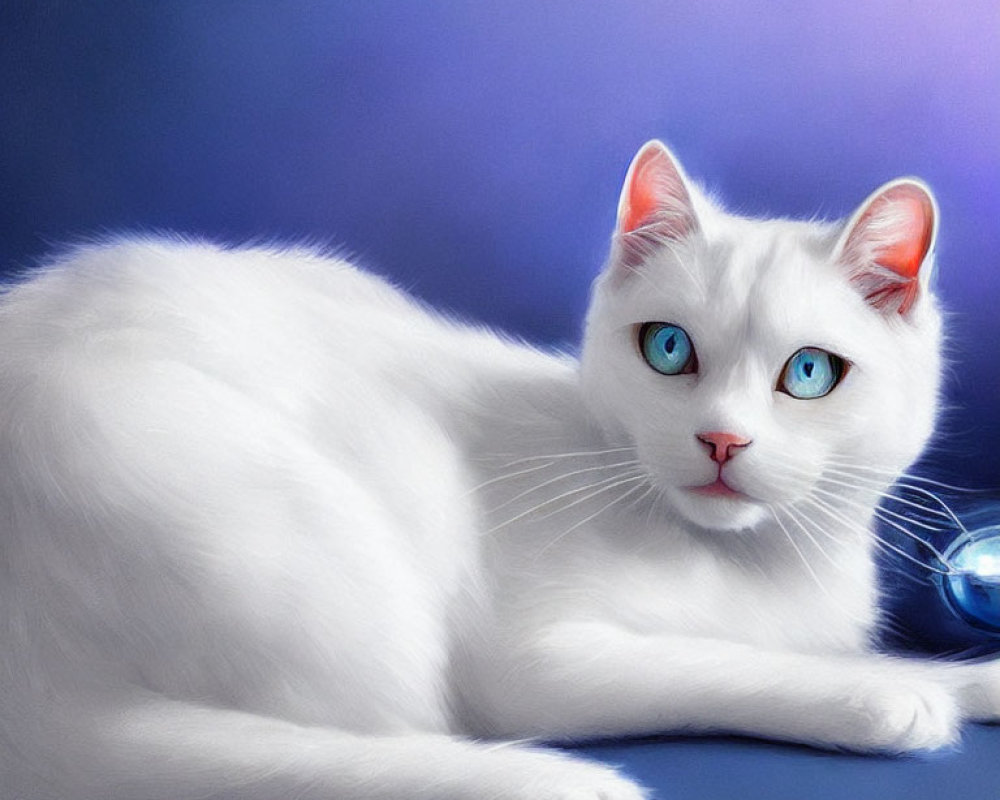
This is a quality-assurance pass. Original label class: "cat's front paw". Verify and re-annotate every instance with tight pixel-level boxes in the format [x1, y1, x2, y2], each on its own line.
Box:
[846, 678, 960, 753]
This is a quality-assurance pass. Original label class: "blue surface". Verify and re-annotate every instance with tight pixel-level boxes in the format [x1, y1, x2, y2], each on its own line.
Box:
[2, 2, 1000, 798]
[574, 726, 1000, 800]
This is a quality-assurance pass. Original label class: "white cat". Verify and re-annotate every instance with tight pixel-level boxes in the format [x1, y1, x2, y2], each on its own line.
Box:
[2, 141, 998, 800]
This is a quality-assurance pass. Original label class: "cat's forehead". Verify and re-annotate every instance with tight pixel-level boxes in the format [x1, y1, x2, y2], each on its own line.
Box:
[732, 228, 869, 352]
[699, 216, 838, 297]
[618, 217, 879, 354]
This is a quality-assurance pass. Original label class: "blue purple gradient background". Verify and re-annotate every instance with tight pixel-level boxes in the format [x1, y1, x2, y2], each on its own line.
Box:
[3, 2, 998, 484]
[3, 3, 1000, 797]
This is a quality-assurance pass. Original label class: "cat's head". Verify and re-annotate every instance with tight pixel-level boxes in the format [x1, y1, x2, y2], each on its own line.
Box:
[580, 141, 942, 532]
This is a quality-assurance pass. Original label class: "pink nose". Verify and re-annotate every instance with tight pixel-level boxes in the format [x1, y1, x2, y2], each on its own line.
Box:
[696, 431, 752, 465]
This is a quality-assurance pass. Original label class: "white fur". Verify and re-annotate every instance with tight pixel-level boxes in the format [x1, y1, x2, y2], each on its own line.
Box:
[1, 148, 998, 800]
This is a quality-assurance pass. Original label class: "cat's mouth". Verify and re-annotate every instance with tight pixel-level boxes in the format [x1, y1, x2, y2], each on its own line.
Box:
[668, 475, 767, 532]
[686, 478, 748, 500]
[687, 478, 746, 499]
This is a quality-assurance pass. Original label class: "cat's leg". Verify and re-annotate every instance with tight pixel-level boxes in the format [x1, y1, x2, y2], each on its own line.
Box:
[475, 620, 973, 753]
[3, 684, 647, 800]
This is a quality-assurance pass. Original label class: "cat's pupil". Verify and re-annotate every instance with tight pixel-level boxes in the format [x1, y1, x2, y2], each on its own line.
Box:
[664, 335, 676, 354]
[803, 361, 814, 378]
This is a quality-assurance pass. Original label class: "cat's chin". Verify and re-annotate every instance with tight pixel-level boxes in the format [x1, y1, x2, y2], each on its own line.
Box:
[664, 486, 769, 532]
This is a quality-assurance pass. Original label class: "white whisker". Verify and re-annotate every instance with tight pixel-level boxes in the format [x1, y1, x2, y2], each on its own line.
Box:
[532, 473, 648, 523]
[626, 484, 657, 514]
[890, 483, 968, 534]
[779, 503, 849, 573]
[804, 496, 915, 570]
[815, 473, 950, 531]
[768, 504, 844, 605]
[871, 504, 948, 534]
[486, 459, 643, 513]
[772, 504, 874, 624]
[811, 484, 954, 565]
[537, 479, 651, 557]
[482, 445, 638, 469]
[485, 471, 646, 535]
[824, 457, 981, 494]
[817, 469, 953, 522]
[463, 460, 556, 496]
[822, 465, 969, 535]
[806, 495, 953, 576]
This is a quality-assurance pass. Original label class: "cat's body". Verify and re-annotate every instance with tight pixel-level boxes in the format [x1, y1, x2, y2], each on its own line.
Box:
[2, 142, 999, 799]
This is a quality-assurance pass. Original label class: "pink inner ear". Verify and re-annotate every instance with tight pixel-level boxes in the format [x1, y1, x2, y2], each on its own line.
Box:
[622, 149, 662, 233]
[619, 144, 695, 237]
[844, 181, 935, 316]
[861, 188, 934, 280]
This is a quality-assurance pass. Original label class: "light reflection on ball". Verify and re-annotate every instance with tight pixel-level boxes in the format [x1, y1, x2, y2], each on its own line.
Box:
[941, 526, 1000, 633]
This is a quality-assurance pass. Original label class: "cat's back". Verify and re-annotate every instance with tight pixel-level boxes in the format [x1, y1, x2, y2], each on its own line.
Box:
[0, 237, 517, 423]
[0, 237, 436, 366]
[0, 236, 574, 534]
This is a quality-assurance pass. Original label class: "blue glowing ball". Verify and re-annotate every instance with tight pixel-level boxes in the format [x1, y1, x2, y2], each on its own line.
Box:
[940, 526, 1000, 633]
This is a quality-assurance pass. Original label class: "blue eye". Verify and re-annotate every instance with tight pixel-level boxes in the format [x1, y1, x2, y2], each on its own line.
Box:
[640, 323, 696, 375]
[779, 347, 846, 399]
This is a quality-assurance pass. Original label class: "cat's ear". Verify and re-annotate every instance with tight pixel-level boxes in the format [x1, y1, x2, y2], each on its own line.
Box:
[616, 140, 698, 237]
[612, 141, 699, 271]
[835, 178, 938, 316]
